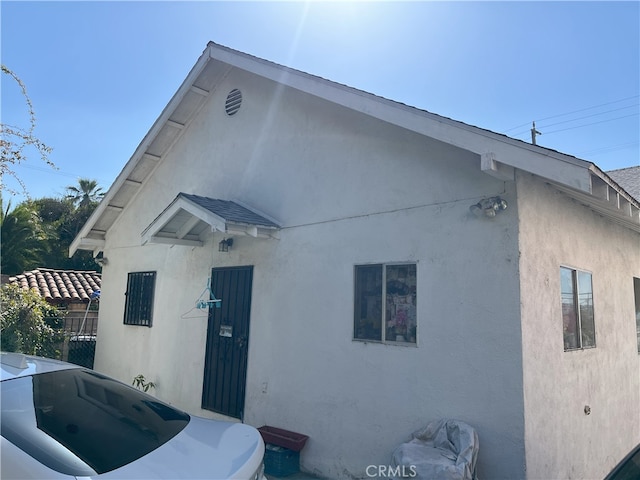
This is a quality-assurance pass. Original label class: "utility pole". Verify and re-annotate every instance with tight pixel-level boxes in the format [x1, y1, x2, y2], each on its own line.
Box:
[531, 121, 542, 145]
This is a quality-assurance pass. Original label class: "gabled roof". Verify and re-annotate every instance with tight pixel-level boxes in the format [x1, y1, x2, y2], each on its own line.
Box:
[607, 166, 640, 201]
[141, 193, 279, 247]
[70, 42, 640, 256]
[8, 269, 101, 304]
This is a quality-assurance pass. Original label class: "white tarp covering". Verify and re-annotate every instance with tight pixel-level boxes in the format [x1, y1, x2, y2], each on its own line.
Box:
[391, 419, 479, 480]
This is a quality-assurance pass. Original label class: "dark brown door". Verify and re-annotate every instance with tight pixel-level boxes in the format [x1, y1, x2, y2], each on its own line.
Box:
[201, 266, 253, 419]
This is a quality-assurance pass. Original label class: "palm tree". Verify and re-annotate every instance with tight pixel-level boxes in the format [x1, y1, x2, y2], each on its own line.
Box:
[65, 178, 104, 208]
[0, 199, 48, 274]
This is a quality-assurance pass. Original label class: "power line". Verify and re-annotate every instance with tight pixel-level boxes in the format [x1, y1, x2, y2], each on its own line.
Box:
[543, 113, 638, 135]
[502, 95, 640, 133]
[539, 103, 638, 129]
[510, 111, 639, 138]
[12, 163, 112, 184]
[576, 141, 639, 157]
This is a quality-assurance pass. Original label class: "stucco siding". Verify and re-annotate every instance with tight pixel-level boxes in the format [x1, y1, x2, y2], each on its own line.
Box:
[517, 172, 640, 479]
[94, 69, 526, 479]
[243, 192, 525, 479]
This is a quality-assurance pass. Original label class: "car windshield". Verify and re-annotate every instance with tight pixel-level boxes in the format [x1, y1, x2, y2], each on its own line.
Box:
[607, 445, 640, 480]
[1, 368, 190, 475]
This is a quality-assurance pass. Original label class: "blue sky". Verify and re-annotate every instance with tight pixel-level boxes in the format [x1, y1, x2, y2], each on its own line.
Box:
[2, 1, 639, 203]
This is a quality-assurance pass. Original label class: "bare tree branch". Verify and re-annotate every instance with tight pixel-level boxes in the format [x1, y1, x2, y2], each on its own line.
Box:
[1, 65, 55, 196]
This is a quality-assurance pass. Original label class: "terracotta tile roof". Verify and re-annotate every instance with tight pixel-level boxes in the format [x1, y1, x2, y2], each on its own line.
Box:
[8, 269, 101, 303]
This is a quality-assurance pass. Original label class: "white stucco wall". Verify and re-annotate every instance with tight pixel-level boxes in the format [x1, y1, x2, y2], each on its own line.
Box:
[517, 172, 640, 479]
[94, 68, 528, 479]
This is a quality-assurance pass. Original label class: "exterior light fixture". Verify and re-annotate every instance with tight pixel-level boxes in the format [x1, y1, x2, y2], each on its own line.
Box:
[470, 196, 508, 218]
[218, 238, 233, 252]
[95, 251, 108, 266]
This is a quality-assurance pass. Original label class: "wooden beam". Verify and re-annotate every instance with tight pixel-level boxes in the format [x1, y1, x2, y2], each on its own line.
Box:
[176, 216, 202, 239]
[166, 119, 185, 130]
[481, 152, 515, 181]
[148, 236, 203, 247]
[143, 153, 161, 162]
[190, 85, 209, 97]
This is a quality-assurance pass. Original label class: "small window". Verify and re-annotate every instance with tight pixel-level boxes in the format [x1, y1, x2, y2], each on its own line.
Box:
[354, 264, 417, 344]
[634, 277, 640, 353]
[560, 267, 595, 350]
[123, 272, 156, 327]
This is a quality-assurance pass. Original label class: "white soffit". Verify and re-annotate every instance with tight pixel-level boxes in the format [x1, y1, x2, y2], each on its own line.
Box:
[141, 194, 280, 247]
[69, 48, 228, 256]
[550, 167, 640, 233]
[70, 42, 640, 257]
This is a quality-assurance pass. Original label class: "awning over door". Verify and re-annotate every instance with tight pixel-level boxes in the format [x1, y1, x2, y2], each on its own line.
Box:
[141, 193, 280, 247]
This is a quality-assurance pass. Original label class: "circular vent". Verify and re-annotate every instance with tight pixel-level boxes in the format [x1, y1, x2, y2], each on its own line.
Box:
[225, 89, 242, 116]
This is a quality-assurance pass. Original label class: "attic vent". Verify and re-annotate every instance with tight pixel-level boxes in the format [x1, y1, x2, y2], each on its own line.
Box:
[225, 89, 242, 116]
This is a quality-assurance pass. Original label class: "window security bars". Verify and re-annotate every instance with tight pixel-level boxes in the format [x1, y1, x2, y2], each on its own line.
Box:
[123, 272, 156, 327]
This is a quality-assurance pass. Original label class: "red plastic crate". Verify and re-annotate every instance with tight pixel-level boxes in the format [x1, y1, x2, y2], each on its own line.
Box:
[258, 426, 309, 452]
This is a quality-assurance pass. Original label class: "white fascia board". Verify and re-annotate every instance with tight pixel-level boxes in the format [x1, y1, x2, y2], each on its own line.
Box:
[224, 223, 280, 239]
[180, 197, 227, 232]
[208, 44, 593, 193]
[141, 197, 227, 246]
[141, 200, 182, 245]
[147, 236, 203, 247]
[68, 237, 105, 257]
[70, 48, 214, 256]
[550, 165, 640, 232]
[589, 164, 640, 207]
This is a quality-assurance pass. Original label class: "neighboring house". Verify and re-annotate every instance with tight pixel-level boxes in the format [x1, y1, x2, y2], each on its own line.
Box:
[608, 165, 640, 202]
[70, 42, 640, 480]
[7, 268, 101, 336]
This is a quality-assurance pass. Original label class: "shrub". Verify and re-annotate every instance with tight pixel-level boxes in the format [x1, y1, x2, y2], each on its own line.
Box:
[1, 283, 65, 358]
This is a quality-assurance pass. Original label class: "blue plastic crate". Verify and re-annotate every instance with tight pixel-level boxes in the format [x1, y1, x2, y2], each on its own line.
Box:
[264, 444, 300, 477]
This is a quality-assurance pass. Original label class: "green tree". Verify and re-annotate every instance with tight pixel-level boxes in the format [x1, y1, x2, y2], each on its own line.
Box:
[0, 283, 65, 358]
[0, 198, 49, 275]
[1, 65, 54, 195]
[29, 196, 100, 271]
[1, 181, 104, 274]
[65, 178, 104, 208]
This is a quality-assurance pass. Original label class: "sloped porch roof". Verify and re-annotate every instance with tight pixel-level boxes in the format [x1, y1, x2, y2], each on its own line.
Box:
[141, 193, 279, 247]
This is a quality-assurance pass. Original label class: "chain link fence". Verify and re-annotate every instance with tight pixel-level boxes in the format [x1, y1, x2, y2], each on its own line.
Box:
[60, 311, 98, 369]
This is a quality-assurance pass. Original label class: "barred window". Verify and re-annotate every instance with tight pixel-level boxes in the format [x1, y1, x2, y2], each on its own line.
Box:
[123, 272, 156, 327]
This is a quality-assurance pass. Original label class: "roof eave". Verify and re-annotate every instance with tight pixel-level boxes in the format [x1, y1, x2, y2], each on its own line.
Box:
[70, 42, 639, 253]
[207, 44, 600, 190]
[70, 44, 217, 257]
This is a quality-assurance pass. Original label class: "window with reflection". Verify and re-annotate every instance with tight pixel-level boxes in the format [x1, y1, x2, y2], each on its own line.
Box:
[354, 263, 417, 345]
[561, 267, 595, 351]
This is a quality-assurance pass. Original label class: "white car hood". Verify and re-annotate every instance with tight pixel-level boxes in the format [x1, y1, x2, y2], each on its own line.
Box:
[94, 417, 264, 479]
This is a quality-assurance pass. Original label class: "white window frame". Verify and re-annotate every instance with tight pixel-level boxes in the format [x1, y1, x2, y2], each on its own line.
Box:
[633, 277, 640, 354]
[353, 262, 417, 346]
[560, 266, 595, 351]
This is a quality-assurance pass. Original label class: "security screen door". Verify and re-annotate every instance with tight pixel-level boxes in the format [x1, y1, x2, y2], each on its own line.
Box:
[201, 266, 253, 419]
